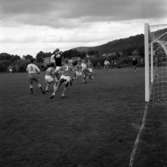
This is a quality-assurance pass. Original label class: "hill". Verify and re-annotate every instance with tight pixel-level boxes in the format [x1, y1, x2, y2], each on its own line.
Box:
[72, 28, 167, 56]
[74, 34, 144, 55]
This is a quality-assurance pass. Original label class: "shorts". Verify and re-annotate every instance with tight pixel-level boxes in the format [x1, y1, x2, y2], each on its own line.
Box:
[45, 75, 54, 83]
[133, 60, 137, 66]
[28, 73, 40, 83]
[60, 75, 71, 82]
[60, 75, 72, 87]
[88, 68, 93, 73]
[55, 66, 62, 73]
[104, 62, 110, 66]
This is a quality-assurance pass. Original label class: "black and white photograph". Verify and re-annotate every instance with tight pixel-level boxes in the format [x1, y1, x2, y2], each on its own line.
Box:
[0, 0, 167, 167]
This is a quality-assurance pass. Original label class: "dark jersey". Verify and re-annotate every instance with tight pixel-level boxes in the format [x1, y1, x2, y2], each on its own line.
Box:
[132, 57, 137, 65]
[55, 54, 62, 66]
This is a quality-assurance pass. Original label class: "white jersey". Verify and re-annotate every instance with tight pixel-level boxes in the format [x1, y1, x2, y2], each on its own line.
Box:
[81, 63, 87, 71]
[45, 67, 55, 76]
[64, 65, 70, 71]
[104, 60, 110, 66]
[26, 63, 40, 74]
[50, 54, 55, 63]
[60, 75, 71, 82]
[60, 65, 72, 77]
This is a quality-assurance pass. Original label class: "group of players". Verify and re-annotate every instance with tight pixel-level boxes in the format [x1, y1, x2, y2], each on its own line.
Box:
[26, 49, 94, 99]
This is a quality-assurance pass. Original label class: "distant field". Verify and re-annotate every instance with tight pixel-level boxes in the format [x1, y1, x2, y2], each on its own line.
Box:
[0, 68, 154, 167]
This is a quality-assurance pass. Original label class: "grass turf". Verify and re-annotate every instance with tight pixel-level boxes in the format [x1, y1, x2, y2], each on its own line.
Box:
[134, 103, 167, 167]
[0, 68, 145, 167]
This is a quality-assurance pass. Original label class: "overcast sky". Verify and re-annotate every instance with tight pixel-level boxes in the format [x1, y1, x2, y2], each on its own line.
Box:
[0, 0, 167, 56]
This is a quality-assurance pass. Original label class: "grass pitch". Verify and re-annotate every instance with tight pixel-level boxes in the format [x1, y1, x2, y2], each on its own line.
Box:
[134, 103, 167, 167]
[0, 68, 146, 167]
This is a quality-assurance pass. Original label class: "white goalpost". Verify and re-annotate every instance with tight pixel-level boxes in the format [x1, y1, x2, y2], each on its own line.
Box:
[144, 23, 150, 102]
[129, 23, 167, 167]
[145, 23, 167, 103]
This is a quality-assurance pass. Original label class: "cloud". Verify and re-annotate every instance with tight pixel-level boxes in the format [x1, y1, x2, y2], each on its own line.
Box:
[0, 0, 167, 56]
[0, 20, 145, 56]
[0, 0, 167, 28]
[0, 0, 57, 14]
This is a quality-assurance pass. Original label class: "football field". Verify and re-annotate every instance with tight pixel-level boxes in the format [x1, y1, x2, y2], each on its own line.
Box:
[0, 68, 166, 167]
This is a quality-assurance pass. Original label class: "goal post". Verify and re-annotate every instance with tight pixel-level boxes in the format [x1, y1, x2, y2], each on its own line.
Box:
[144, 23, 150, 102]
[144, 23, 167, 103]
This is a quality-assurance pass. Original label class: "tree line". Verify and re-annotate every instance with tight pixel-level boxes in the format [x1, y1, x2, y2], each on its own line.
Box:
[0, 47, 144, 72]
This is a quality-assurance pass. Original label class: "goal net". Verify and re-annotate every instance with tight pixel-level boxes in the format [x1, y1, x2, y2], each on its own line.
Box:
[145, 23, 167, 103]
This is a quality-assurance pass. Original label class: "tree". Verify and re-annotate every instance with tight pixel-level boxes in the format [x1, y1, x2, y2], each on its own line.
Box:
[23, 55, 33, 61]
[36, 51, 52, 63]
[0, 53, 21, 72]
[62, 49, 86, 58]
[36, 51, 45, 63]
[14, 59, 29, 72]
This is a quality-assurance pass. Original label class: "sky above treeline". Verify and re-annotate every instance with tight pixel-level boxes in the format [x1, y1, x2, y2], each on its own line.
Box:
[0, 0, 167, 56]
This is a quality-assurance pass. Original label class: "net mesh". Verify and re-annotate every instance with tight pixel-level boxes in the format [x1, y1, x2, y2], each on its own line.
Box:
[150, 24, 167, 103]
